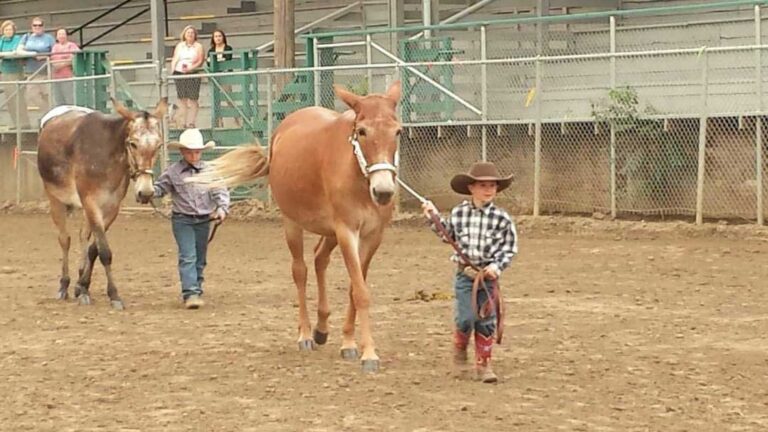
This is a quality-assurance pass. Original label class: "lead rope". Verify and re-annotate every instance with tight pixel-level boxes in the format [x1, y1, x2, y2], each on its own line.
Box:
[398, 179, 504, 344]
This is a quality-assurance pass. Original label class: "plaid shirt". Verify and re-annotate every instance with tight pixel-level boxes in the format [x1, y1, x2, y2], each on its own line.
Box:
[429, 200, 518, 274]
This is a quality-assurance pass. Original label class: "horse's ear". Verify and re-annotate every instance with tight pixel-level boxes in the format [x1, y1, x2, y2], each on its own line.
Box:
[385, 80, 401, 105]
[111, 97, 135, 120]
[153, 97, 168, 118]
[334, 85, 361, 111]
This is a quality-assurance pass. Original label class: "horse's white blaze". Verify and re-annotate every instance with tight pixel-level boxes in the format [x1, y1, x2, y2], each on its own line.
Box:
[133, 174, 154, 199]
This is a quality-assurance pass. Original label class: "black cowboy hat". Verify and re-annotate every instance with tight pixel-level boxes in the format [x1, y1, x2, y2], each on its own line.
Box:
[450, 162, 514, 195]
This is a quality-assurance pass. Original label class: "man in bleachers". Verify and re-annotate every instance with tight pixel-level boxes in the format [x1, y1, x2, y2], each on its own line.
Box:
[16, 17, 54, 114]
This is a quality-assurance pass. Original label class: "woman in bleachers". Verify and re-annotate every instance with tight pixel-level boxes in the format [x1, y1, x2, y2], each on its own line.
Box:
[50, 28, 80, 106]
[208, 29, 240, 128]
[170, 25, 204, 128]
[0, 20, 30, 130]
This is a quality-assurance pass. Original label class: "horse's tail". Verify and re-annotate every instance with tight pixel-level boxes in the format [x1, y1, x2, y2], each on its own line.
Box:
[189, 145, 269, 188]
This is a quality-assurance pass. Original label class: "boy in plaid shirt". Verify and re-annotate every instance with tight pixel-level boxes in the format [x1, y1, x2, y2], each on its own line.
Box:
[422, 162, 518, 383]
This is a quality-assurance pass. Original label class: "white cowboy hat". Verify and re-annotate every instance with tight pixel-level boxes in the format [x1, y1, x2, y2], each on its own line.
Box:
[168, 128, 216, 150]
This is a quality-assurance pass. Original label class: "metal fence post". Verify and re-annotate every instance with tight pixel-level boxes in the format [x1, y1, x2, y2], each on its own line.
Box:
[267, 72, 274, 208]
[695, 48, 709, 225]
[46, 57, 53, 111]
[15, 81, 22, 205]
[534, 56, 542, 217]
[159, 66, 169, 172]
[755, 5, 764, 225]
[313, 37, 321, 106]
[366, 34, 373, 93]
[481, 25, 488, 162]
[609, 16, 617, 219]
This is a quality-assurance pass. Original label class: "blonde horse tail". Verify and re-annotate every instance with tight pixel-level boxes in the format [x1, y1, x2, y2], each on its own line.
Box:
[189, 145, 269, 188]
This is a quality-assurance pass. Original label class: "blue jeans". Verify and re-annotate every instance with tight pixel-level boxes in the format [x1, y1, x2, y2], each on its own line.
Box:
[171, 214, 210, 299]
[454, 272, 496, 337]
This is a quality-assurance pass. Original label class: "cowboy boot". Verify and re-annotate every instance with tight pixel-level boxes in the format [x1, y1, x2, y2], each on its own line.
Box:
[453, 329, 470, 366]
[475, 333, 498, 383]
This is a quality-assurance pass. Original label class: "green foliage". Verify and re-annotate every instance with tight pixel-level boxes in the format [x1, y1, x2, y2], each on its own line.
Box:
[348, 77, 369, 96]
[591, 86, 659, 134]
[591, 86, 696, 209]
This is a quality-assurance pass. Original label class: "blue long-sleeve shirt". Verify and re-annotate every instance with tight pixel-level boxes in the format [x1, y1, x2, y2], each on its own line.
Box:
[154, 160, 229, 216]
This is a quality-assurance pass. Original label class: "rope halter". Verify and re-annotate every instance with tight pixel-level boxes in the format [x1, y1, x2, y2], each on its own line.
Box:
[126, 138, 155, 180]
[349, 130, 399, 179]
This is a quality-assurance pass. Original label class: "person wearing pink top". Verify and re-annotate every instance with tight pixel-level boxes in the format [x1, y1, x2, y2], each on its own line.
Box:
[50, 28, 79, 106]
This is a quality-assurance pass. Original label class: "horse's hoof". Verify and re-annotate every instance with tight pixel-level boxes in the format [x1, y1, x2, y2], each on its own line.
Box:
[110, 300, 125, 310]
[361, 359, 380, 373]
[313, 329, 328, 345]
[55, 290, 68, 301]
[298, 339, 316, 351]
[340, 348, 359, 361]
[77, 294, 91, 306]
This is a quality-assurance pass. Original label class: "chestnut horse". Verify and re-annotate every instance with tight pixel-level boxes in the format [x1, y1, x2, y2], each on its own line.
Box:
[37, 99, 168, 310]
[193, 82, 401, 372]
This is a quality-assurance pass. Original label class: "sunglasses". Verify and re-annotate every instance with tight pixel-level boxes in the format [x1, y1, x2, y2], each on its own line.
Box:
[32, 24, 43, 27]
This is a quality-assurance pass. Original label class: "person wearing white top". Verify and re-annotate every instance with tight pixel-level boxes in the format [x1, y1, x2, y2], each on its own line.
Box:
[169, 25, 204, 128]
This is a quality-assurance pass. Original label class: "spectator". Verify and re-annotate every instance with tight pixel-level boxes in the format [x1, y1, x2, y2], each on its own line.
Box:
[17, 17, 55, 114]
[207, 29, 240, 128]
[50, 28, 80, 106]
[0, 20, 30, 129]
[169, 25, 204, 128]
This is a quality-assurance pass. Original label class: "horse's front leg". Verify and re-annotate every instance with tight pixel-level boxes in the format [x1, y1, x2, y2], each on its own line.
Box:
[336, 224, 380, 373]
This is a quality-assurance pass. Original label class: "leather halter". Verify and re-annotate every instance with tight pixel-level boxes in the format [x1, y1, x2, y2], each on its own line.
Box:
[125, 138, 155, 180]
[349, 124, 399, 179]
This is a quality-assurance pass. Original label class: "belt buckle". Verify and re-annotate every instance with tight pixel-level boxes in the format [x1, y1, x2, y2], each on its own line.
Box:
[460, 266, 479, 279]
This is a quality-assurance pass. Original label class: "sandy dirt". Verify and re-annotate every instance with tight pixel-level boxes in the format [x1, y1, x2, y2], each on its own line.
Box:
[1, 211, 768, 431]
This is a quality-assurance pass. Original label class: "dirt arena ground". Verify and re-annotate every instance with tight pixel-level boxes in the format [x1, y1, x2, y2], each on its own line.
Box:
[1, 210, 768, 432]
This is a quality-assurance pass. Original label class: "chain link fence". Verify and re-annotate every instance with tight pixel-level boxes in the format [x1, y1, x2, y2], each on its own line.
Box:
[4, 2, 768, 224]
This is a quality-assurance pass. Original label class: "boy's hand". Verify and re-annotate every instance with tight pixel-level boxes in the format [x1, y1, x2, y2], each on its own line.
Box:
[483, 265, 499, 280]
[214, 208, 227, 222]
[421, 200, 438, 218]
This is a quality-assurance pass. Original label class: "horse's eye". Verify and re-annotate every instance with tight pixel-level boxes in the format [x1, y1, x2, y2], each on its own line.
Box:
[129, 141, 138, 149]
[357, 128, 366, 137]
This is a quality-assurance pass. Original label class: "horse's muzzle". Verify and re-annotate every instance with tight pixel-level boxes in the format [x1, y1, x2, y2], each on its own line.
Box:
[135, 190, 153, 204]
[372, 187, 394, 205]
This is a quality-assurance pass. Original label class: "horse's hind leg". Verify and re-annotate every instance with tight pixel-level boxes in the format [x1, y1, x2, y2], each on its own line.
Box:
[73, 224, 96, 304]
[285, 219, 313, 351]
[48, 197, 71, 300]
[76, 201, 124, 310]
[313, 236, 337, 345]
